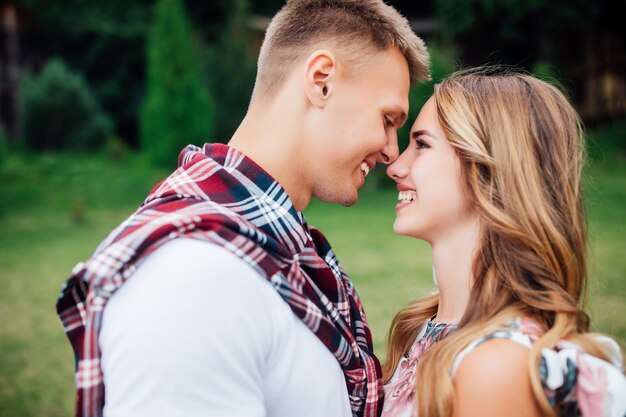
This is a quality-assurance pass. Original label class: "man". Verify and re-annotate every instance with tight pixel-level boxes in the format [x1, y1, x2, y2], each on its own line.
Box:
[56, 1, 429, 416]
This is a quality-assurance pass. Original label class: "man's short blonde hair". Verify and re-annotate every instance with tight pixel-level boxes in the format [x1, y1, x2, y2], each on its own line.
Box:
[252, 0, 430, 101]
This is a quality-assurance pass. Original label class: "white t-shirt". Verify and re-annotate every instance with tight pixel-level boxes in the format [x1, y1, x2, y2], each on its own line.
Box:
[99, 238, 352, 417]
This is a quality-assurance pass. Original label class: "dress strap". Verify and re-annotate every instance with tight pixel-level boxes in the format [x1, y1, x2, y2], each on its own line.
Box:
[451, 319, 533, 376]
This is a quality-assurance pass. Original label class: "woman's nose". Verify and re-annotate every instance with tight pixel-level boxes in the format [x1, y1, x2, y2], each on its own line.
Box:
[386, 151, 409, 182]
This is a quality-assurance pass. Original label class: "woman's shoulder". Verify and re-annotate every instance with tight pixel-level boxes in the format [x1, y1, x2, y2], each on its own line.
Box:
[453, 336, 543, 417]
[451, 318, 539, 374]
[452, 317, 626, 417]
[452, 335, 532, 382]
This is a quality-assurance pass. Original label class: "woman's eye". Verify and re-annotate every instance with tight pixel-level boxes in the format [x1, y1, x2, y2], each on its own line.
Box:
[385, 116, 395, 128]
[415, 139, 430, 149]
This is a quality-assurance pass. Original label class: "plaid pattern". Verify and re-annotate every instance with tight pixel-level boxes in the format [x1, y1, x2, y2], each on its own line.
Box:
[56, 143, 383, 417]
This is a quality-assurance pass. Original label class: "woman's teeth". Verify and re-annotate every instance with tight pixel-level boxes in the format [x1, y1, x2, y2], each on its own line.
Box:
[398, 190, 416, 203]
[360, 162, 370, 177]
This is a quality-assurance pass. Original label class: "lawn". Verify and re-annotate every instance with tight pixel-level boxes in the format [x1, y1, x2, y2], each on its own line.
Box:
[0, 127, 624, 416]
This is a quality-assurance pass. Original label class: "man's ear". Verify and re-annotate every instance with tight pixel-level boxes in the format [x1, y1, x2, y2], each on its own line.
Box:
[304, 50, 336, 108]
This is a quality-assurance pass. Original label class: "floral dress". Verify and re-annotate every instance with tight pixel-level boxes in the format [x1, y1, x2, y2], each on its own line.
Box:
[382, 320, 457, 417]
[382, 318, 626, 417]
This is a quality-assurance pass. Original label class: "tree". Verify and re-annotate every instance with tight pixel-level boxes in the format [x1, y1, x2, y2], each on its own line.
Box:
[140, 0, 216, 167]
[205, 0, 257, 142]
[19, 0, 153, 145]
[434, 0, 626, 123]
[20, 59, 112, 151]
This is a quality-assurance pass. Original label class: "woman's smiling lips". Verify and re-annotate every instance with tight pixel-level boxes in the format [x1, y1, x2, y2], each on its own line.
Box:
[395, 184, 417, 210]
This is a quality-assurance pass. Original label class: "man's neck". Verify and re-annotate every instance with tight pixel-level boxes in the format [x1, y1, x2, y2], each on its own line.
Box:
[228, 104, 311, 212]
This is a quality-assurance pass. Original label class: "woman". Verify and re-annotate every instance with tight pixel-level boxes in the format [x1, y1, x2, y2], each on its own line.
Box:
[382, 69, 626, 417]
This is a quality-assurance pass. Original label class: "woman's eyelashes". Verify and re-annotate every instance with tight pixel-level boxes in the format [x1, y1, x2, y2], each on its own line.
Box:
[414, 138, 430, 150]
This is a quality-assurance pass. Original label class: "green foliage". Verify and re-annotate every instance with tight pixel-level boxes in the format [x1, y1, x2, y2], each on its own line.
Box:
[140, 0, 216, 167]
[19, 59, 112, 151]
[19, 0, 153, 145]
[204, 0, 257, 142]
[435, 0, 540, 40]
[531, 61, 561, 83]
[0, 126, 7, 168]
[433, 0, 601, 71]
[20, 0, 151, 38]
[587, 119, 626, 161]
[435, 0, 596, 41]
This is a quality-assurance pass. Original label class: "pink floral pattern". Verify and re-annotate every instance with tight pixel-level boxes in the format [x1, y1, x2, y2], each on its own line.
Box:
[577, 357, 611, 417]
[382, 321, 457, 417]
[382, 318, 626, 417]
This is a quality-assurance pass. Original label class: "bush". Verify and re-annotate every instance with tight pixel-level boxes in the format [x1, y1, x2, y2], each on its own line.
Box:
[140, 0, 216, 168]
[19, 59, 112, 151]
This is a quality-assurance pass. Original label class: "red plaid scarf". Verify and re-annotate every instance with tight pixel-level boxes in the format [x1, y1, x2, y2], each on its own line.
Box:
[56, 143, 383, 417]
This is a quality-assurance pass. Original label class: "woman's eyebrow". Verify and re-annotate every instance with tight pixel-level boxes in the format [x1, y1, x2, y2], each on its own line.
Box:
[412, 129, 436, 140]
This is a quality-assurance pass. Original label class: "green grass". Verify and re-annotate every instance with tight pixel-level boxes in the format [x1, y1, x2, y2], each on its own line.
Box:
[0, 129, 624, 416]
[583, 121, 626, 344]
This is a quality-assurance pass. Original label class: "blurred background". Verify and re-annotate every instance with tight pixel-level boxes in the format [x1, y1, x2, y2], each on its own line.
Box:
[0, 1, 624, 416]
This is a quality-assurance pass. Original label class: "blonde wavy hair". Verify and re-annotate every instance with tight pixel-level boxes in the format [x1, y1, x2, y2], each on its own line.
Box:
[383, 69, 618, 417]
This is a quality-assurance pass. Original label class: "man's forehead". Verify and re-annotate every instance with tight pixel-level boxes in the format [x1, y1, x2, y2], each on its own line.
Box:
[334, 45, 409, 82]
[359, 51, 410, 92]
[332, 46, 410, 114]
